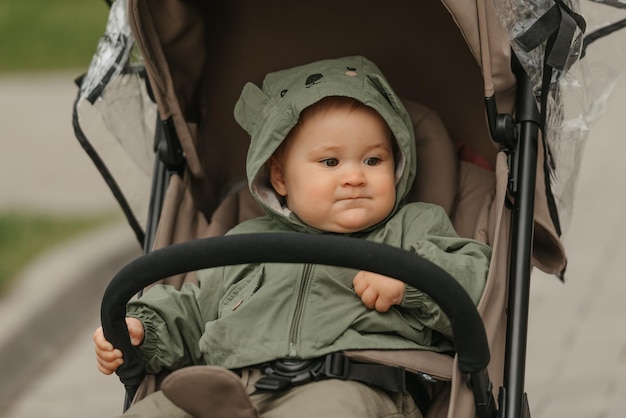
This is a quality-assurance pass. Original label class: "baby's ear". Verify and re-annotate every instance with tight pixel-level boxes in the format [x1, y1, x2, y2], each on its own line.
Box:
[234, 83, 271, 136]
[268, 157, 287, 196]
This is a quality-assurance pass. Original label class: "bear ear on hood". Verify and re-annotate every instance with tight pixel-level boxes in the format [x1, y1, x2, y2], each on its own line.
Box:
[234, 82, 271, 137]
[367, 73, 404, 115]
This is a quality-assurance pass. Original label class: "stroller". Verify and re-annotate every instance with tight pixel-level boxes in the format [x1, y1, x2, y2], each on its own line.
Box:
[72, 0, 626, 417]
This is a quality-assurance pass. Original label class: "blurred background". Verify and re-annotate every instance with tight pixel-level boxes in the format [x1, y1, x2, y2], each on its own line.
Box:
[0, 1, 139, 416]
[0, 0, 119, 292]
[0, 1, 625, 417]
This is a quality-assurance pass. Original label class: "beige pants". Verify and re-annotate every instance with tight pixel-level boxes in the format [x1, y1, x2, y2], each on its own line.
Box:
[118, 368, 422, 418]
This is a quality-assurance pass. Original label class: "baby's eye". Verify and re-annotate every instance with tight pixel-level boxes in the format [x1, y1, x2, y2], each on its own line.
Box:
[364, 157, 381, 166]
[321, 158, 339, 167]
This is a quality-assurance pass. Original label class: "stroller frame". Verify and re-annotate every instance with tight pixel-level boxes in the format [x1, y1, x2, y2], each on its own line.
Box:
[79, 1, 603, 417]
[101, 54, 539, 418]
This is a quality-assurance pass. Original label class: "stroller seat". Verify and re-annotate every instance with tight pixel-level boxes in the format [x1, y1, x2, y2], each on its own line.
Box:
[83, 2, 584, 417]
[115, 88, 566, 417]
[132, 99, 505, 417]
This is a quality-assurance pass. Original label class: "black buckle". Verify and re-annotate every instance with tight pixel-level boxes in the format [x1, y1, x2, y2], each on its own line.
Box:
[323, 352, 351, 380]
[254, 374, 291, 392]
[255, 358, 325, 392]
[253, 353, 408, 395]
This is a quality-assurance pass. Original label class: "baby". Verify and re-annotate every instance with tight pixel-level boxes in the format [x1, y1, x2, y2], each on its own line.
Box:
[94, 56, 491, 418]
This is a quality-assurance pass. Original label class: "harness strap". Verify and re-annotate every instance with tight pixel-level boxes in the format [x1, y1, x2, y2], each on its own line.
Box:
[326, 353, 407, 392]
[254, 352, 407, 393]
[253, 352, 431, 414]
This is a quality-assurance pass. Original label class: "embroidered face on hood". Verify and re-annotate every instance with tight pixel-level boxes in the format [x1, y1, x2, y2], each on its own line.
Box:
[234, 56, 416, 232]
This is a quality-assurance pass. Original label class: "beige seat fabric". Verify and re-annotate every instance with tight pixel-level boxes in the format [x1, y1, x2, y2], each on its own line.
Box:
[136, 100, 564, 418]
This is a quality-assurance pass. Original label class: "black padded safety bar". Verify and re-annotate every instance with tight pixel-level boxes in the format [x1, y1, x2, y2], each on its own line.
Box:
[101, 233, 490, 397]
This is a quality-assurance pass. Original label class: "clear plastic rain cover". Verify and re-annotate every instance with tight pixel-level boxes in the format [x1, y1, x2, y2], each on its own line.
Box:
[494, 0, 626, 233]
[74, 0, 156, 241]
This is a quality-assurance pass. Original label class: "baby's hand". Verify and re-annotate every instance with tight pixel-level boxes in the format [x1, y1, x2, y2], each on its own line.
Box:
[93, 317, 144, 375]
[352, 271, 405, 313]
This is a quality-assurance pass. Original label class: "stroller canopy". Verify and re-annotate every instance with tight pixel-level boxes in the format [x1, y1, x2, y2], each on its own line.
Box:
[74, 0, 625, 241]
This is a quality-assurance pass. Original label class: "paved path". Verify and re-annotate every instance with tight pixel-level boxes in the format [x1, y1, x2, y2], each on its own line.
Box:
[0, 226, 136, 418]
[0, 68, 624, 418]
[0, 71, 140, 416]
[0, 72, 121, 214]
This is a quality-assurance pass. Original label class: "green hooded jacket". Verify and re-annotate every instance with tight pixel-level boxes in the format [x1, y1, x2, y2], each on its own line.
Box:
[127, 56, 491, 374]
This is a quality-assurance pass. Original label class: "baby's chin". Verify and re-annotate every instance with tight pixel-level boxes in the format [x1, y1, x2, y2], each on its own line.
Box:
[299, 206, 393, 234]
[323, 215, 386, 234]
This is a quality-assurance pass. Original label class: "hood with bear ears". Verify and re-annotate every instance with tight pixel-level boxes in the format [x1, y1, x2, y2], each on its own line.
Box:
[234, 56, 416, 233]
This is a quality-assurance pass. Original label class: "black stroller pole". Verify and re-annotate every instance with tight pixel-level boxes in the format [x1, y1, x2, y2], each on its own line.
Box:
[503, 63, 539, 418]
[142, 121, 171, 254]
[121, 117, 182, 409]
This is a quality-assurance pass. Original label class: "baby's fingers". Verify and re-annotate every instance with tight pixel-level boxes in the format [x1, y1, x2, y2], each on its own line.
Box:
[374, 296, 394, 313]
[93, 327, 113, 351]
[125, 317, 145, 346]
[95, 345, 123, 362]
[358, 287, 378, 310]
[94, 325, 124, 375]
[96, 354, 123, 375]
[95, 344, 124, 375]
[352, 271, 368, 296]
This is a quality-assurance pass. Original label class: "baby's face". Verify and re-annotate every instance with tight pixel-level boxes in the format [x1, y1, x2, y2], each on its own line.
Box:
[270, 106, 396, 233]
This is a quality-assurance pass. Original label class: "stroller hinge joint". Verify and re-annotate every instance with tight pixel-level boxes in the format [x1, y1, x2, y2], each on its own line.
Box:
[485, 96, 517, 150]
[156, 118, 185, 172]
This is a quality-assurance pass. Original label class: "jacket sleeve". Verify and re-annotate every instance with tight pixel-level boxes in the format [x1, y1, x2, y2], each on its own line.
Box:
[398, 204, 491, 340]
[125, 267, 225, 375]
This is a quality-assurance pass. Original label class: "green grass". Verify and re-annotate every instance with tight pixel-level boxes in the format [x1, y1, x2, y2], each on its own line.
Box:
[0, 211, 118, 296]
[0, 2, 120, 293]
[0, 0, 109, 72]
[0, 1, 121, 294]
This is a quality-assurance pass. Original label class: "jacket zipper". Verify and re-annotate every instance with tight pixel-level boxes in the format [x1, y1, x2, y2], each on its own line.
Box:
[288, 263, 313, 357]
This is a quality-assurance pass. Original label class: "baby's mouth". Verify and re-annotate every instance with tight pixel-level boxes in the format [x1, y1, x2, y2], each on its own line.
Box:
[337, 196, 370, 205]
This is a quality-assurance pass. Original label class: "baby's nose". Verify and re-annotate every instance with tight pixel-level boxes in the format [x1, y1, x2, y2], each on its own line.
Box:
[341, 165, 366, 186]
